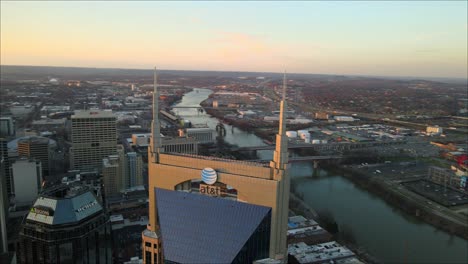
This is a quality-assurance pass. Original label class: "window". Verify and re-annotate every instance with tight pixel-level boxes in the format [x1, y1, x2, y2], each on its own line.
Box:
[145, 251, 152, 263]
[145, 242, 151, 248]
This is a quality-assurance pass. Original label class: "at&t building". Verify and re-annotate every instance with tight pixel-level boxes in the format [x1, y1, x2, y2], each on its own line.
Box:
[142, 68, 290, 263]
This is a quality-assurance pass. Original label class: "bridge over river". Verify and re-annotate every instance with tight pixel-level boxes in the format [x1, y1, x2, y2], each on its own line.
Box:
[232, 140, 405, 152]
[248, 155, 347, 163]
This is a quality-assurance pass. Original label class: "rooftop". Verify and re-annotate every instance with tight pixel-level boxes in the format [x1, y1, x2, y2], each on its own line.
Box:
[72, 110, 115, 119]
[288, 215, 319, 230]
[26, 185, 103, 226]
[288, 242, 355, 264]
[169, 152, 269, 168]
[32, 118, 66, 125]
[155, 188, 271, 264]
[17, 136, 51, 145]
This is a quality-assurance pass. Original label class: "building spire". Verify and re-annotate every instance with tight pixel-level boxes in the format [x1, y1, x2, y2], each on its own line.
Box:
[151, 67, 161, 155]
[279, 71, 287, 136]
[271, 71, 289, 173]
[282, 71, 287, 101]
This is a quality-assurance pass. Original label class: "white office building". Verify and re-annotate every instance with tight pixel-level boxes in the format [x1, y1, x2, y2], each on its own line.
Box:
[70, 110, 117, 172]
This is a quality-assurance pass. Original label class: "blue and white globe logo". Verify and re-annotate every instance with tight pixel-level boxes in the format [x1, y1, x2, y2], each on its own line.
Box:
[201, 168, 217, 185]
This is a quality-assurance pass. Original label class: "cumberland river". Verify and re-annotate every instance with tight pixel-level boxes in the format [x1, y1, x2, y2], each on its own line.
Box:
[174, 88, 468, 263]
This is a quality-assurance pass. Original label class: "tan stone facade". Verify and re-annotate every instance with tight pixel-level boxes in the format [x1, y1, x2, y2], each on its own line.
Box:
[141, 228, 162, 264]
[145, 152, 290, 261]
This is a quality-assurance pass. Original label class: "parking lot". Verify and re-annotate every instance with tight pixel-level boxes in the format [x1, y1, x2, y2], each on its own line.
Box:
[403, 180, 468, 207]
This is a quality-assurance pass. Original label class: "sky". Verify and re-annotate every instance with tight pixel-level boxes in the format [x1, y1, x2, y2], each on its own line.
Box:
[1, 1, 467, 78]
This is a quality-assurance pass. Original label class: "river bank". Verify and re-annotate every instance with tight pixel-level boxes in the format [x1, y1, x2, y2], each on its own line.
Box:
[202, 102, 468, 240]
[322, 164, 468, 241]
[177, 88, 467, 263]
[289, 190, 380, 264]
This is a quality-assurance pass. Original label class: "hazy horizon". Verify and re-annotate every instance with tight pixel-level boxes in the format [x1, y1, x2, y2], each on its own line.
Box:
[1, 1, 467, 79]
[2, 64, 468, 84]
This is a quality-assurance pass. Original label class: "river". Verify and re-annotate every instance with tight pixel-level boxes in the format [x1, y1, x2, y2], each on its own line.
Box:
[173, 88, 468, 263]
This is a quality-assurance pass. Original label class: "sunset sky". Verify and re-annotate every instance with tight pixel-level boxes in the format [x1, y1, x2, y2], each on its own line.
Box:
[1, 1, 467, 78]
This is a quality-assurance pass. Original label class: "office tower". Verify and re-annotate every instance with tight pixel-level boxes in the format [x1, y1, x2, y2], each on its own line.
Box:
[16, 184, 112, 264]
[103, 157, 123, 198]
[70, 110, 117, 172]
[17, 136, 51, 177]
[0, 138, 11, 197]
[102, 145, 126, 198]
[0, 138, 10, 258]
[10, 157, 42, 206]
[127, 152, 143, 187]
[0, 165, 7, 255]
[0, 117, 15, 137]
[142, 69, 290, 263]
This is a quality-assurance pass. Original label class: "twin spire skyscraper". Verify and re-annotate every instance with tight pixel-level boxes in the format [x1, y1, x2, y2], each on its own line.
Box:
[144, 67, 290, 263]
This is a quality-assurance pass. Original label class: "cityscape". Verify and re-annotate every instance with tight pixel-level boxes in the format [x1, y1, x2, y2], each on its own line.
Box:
[1, 1, 467, 264]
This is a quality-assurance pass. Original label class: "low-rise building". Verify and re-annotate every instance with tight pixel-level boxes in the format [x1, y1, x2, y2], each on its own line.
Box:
[179, 127, 214, 144]
[31, 118, 66, 132]
[161, 137, 198, 154]
[40, 105, 70, 116]
[111, 214, 148, 263]
[426, 126, 443, 135]
[288, 241, 356, 264]
[288, 216, 332, 245]
[334, 116, 355, 122]
[61, 170, 102, 198]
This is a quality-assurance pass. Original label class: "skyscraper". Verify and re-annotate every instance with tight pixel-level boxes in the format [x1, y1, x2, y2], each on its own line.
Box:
[0, 117, 15, 137]
[126, 152, 143, 187]
[0, 137, 11, 259]
[0, 163, 8, 256]
[142, 68, 290, 263]
[10, 157, 43, 206]
[0, 138, 11, 197]
[16, 184, 112, 263]
[102, 145, 125, 198]
[70, 110, 117, 172]
[17, 136, 51, 177]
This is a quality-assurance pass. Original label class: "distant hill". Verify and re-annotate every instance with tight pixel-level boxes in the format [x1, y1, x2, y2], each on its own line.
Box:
[1, 65, 466, 84]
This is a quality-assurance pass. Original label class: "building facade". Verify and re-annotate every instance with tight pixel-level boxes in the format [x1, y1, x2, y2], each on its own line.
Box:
[426, 126, 443, 135]
[0, 117, 15, 137]
[0, 138, 11, 197]
[127, 152, 143, 187]
[70, 110, 117, 172]
[179, 128, 214, 144]
[103, 157, 124, 198]
[142, 69, 291, 263]
[10, 158, 42, 206]
[161, 137, 198, 155]
[0, 166, 8, 255]
[16, 185, 112, 264]
[17, 136, 51, 177]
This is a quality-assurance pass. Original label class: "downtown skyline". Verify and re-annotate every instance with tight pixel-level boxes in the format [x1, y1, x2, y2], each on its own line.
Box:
[1, 1, 467, 79]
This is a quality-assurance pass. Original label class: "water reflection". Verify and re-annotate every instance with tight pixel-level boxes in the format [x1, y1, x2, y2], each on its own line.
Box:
[175, 87, 468, 263]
